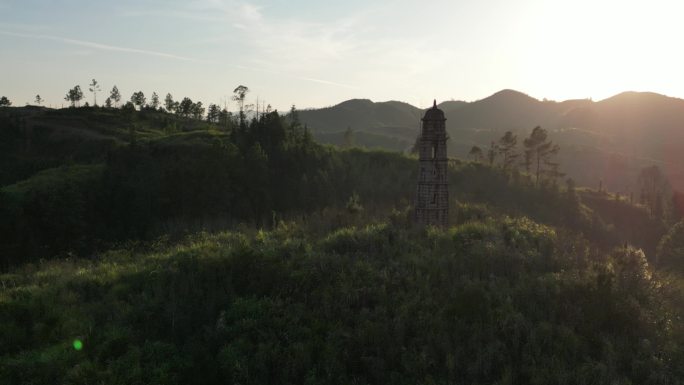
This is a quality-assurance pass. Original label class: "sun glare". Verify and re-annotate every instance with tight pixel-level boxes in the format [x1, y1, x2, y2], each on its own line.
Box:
[520, 0, 684, 100]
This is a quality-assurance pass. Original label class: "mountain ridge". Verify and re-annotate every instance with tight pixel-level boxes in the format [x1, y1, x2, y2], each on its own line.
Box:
[306, 90, 684, 114]
[298, 89, 684, 191]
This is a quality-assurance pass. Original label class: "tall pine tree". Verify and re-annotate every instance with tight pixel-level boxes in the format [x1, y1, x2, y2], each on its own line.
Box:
[523, 126, 561, 186]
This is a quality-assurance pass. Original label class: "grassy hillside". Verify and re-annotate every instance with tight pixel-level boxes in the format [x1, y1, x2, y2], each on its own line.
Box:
[2, 210, 683, 384]
[0, 106, 209, 187]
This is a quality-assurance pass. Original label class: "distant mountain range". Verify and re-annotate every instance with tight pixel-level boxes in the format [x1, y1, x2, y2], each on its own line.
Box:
[299, 90, 684, 192]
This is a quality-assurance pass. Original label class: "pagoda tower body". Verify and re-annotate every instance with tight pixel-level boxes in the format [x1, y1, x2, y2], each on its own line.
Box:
[414, 100, 448, 227]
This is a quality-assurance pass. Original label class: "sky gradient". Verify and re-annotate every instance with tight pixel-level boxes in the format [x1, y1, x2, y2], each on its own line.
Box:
[2, 0, 684, 110]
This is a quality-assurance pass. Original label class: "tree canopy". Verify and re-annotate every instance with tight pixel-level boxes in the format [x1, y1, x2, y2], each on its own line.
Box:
[88, 79, 101, 106]
[110, 85, 121, 107]
[64, 85, 84, 107]
[130, 91, 146, 110]
[523, 126, 561, 186]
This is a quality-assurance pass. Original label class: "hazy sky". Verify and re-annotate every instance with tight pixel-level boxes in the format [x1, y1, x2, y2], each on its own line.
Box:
[2, 0, 684, 110]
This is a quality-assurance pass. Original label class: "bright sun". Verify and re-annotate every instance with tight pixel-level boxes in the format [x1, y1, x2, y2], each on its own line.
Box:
[518, 0, 684, 101]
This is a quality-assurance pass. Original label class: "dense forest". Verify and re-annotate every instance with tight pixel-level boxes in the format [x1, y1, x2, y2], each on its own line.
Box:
[2, 87, 684, 384]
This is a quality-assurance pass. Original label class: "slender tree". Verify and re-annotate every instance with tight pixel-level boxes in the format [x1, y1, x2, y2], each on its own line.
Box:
[110, 85, 121, 107]
[207, 103, 220, 123]
[468, 145, 484, 162]
[164, 93, 176, 112]
[34, 95, 43, 106]
[219, 108, 231, 129]
[88, 79, 101, 106]
[191, 101, 205, 120]
[130, 91, 146, 110]
[497, 131, 519, 171]
[486, 141, 497, 166]
[637, 165, 670, 218]
[0, 96, 11, 107]
[64, 85, 84, 107]
[232, 85, 249, 125]
[104, 97, 112, 108]
[150, 92, 160, 110]
[288, 104, 299, 126]
[177, 97, 193, 117]
[523, 126, 560, 186]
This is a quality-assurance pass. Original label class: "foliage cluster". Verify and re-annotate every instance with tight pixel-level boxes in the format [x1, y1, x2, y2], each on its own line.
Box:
[1, 217, 682, 384]
[0, 105, 666, 268]
[470, 127, 562, 187]
[0, 106, 419, 266]
[657, 221, 684, 272]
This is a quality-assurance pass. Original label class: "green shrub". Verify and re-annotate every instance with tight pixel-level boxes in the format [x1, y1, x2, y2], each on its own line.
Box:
[656, 221, 684, 272]
[319, 223, 397, 255]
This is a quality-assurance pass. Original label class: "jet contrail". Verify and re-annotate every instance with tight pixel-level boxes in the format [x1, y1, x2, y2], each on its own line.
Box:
[0, 30, 196, 61]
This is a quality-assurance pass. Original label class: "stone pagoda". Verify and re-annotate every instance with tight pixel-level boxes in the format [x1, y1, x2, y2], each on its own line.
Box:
[414, 100, 448, 227]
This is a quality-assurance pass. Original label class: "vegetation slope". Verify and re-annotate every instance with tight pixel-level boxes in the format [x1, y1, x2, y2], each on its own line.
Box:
[1, 106, 684, 384]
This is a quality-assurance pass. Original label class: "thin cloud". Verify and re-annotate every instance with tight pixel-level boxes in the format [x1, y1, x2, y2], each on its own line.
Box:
[119, 9, 224, 22]
[0, 30, 197, 61]
[231, 61, 359, 89]
[121, 1, 363, 75]
[120, 0, 262, 23]
[118, 0, 436, 91]
[0, 21, 48, 31]
[298, 76, 358, 90]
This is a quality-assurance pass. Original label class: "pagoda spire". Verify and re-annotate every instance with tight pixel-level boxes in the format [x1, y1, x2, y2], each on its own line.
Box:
[414, 99, 448, 227]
